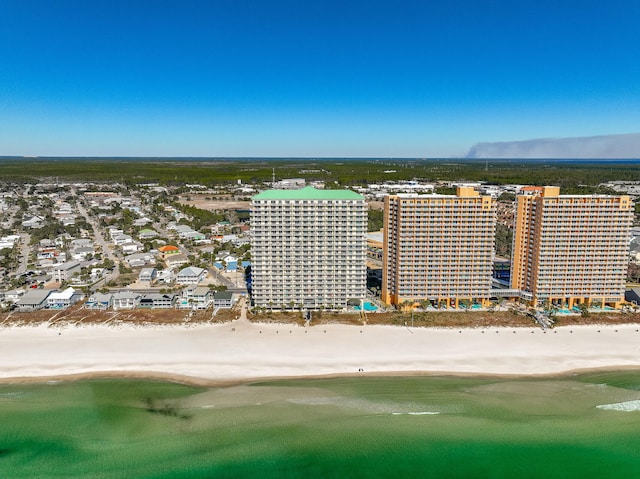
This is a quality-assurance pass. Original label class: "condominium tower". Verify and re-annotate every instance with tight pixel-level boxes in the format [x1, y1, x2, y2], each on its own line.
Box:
[251, 186, 367, 310]
[511, 186, 633, 308]
[382, 187, 496, 308]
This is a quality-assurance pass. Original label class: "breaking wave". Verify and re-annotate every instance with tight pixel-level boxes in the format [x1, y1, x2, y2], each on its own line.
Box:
[596, 400, 640, 412]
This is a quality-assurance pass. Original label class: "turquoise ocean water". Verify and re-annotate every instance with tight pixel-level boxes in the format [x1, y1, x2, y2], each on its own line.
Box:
[1, 373, 640, 478]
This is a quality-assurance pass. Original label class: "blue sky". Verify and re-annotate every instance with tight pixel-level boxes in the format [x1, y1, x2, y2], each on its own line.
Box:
[1, 0, 639, 157]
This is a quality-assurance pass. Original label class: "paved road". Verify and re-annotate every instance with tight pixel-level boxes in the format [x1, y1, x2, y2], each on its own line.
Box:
[15, 232, 31, 275]
[73, 189, 119, 265]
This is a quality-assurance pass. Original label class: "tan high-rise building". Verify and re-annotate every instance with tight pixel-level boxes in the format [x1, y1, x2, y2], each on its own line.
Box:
[511, 186, 633, 309]
[382, 187, 496, 308]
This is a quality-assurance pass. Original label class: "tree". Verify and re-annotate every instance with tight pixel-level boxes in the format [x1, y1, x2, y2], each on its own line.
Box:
[578, 302, 590, 318]
[367, 208, 384, 232]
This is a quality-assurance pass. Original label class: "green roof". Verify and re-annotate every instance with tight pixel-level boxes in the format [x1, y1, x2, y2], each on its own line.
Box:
[252, 186, 363, 201]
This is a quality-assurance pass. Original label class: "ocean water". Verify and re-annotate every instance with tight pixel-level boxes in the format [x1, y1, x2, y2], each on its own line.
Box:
[1, 373, 640, 478]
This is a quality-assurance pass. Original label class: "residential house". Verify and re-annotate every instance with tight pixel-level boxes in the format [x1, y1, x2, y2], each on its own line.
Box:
[138, 228, 159, 240]
[22, 215, 45, 229]
[158, 245, 180, 260]
[176, 266, 207, 285]
[0, 235, 21, 249]
[138, 293, 176, 309]
[2, 288, 25, 304]
[179, 286, 213, 309]
[47, 287, 82, 309]
[133, 217, 152, 227]
[90, 268, 106, 281]
[71, 238, 93, 249]
[139, 268, 157, 283]
[112, 233, 134, 246]
[183, 231, 206, 241]
[125, 252, 156, 268]
[51, 261, 82, 283]
[121, 242, 143, 254]
[213, 291, 235, 309]
[164, 253, 189, 268]
[108, 228, 124, 239]
[85, 292, 113, 310]
[155, 269, 175, 284]
[71, 246, 95, 261]
[174, 225, 194, 237]
[15, 289, 51, 312]
[112, 291, 141, 310]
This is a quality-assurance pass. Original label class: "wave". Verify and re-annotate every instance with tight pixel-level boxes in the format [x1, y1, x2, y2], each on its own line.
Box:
[596, 399, 640, 412]
[391, 411, 440, 416]
[0, 392, 26, 399]
[288, 396, 441, 416]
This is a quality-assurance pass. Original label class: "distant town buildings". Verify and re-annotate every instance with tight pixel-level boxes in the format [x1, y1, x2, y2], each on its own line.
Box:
[381, 187, 496, 308]
[251, 186, 367, 310]
[511, 186, 634, 308]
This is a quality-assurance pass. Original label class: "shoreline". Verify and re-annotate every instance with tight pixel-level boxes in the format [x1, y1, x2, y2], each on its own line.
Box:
[2, 320, 640, 386]
[3, 364, 640, 388]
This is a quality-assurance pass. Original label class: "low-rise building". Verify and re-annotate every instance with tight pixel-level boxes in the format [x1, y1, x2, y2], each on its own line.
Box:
[51, 261, 82, 283]
[121, 242, 142, 254]
[164, 253, 189, 268]
[213, 291, 235, 308]
[47, 287, 82, 309]
[85, 292, 113, 310]
[181, 286, 213, 309]
[158, 245, 180, 260]
[176, 266, 207, 285]
[138, 293, 176, 309]
[15, 289, 51, 312]
[138, 229, 159, 240]
[125, 252, 156, 268]
[139, 268, 157, 283]
[112, 291, 141, 310]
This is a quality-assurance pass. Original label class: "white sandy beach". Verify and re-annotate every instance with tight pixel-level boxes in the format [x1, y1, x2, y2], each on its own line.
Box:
[2, 312, 640, 383]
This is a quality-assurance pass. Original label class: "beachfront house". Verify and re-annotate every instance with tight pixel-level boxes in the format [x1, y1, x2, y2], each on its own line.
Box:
[85, 292, 113, 310]
[180, 286, 213, 309]
[15, 289, 51, 312]
[47, 287, 82, 309]
[138, 293, 176, 309]
[112, 291, 141, 310]
[213, 291, 235, 309]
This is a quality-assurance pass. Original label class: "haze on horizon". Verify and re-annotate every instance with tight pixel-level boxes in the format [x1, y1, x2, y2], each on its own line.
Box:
[1, 1, 639, 158]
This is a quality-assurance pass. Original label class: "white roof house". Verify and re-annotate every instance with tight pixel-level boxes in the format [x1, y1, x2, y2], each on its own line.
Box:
[47, 287, 82, 309]
[176, 266, 207, 285]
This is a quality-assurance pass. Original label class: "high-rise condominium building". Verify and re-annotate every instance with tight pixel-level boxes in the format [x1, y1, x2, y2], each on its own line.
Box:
[511, 186, 633, 308]
[250, 186, 367, 310]
[382, 187, 496, 308]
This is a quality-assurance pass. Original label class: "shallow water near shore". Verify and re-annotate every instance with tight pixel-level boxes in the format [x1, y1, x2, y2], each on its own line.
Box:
[1, 372, 640, 478]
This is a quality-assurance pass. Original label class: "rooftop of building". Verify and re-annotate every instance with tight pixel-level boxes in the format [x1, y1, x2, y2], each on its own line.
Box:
[252, 186, 364, 201]
[158, 245, 179, 252]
